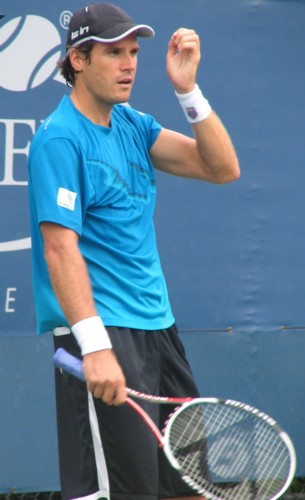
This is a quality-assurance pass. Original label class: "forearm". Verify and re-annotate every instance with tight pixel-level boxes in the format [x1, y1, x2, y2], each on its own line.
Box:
[41, 224, 125, 404]
[165, 28, 240, 183]
[192, 110, 240, 184]
[45, 242, 113, 355]
[175, 84, 239, 183]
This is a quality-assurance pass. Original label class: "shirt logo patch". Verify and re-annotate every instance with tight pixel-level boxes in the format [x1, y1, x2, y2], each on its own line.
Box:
[57, 187, 77, 211]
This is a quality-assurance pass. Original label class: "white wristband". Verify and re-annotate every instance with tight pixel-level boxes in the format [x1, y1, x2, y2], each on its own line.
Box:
[71, 316, 112, 355]
[175, 84, 212, 123]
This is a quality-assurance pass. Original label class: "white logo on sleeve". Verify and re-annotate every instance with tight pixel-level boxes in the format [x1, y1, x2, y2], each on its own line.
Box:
[57, 187, 77, 211]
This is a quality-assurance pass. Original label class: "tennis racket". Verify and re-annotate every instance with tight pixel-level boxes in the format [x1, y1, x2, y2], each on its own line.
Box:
[53, 347, 296, 500]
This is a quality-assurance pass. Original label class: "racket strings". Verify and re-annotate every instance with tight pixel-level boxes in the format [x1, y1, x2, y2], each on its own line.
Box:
[246, 424, 292, 497]
[167, 403, 292, 499]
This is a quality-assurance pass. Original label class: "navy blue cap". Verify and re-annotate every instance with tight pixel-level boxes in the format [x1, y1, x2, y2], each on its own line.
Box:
[67, 3, 154, 49]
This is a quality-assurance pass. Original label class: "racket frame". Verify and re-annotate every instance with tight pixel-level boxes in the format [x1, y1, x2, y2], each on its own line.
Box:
[52, 347, 297, 500]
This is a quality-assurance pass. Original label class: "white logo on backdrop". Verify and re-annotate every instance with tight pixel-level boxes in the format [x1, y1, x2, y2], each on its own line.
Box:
[0, 13, 70, 252]
[0, 238, 31, 252]
[0, 15, 65, 91]
[0, 14, 69, 91]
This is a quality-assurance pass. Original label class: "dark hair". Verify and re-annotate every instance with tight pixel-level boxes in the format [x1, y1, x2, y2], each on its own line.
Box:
[57, 43, 95, 87]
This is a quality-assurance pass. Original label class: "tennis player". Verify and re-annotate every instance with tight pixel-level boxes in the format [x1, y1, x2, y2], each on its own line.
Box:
[28, 2, 240, 499]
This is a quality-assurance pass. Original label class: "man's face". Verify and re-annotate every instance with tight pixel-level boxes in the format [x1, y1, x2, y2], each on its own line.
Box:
[73, 34, 140, 106]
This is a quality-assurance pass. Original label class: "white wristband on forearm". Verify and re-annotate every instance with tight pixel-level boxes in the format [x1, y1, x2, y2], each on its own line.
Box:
[71, 316, 112, 355]
[175, 84, 212, 123]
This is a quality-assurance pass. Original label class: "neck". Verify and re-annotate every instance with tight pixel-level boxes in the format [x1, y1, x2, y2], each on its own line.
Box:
[70, 88, 113, 127]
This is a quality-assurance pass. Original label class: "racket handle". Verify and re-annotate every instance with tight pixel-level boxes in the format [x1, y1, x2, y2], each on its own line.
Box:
[53, 348, 165, 446]
[53, 348, 85, 382]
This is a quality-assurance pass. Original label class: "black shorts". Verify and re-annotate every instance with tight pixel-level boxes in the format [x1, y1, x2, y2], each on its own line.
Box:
[53, 325, 201, 500]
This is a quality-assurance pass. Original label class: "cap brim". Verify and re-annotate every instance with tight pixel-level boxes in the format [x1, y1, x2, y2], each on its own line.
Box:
[130, 24, 155, 39]
[70, 24, 155, 48]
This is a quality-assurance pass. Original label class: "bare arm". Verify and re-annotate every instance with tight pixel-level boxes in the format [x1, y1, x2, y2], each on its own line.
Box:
[41, 222, 126, 405]
[150, 28, 240, 183]
[150, 115, 239, 183]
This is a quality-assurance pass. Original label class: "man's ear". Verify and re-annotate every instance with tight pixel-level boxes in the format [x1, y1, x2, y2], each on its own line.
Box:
[69, 48, 86, 72]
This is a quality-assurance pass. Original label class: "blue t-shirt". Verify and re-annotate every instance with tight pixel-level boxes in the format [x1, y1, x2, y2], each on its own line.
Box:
[28, 96, 175, 333]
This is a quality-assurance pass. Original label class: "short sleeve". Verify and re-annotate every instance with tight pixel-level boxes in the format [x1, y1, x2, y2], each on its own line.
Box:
[117, 105, 162, 151]
[29, 137, 90, 235]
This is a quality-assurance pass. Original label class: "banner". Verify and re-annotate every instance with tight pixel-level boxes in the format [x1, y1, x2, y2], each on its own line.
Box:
[1, 1, 305, 490]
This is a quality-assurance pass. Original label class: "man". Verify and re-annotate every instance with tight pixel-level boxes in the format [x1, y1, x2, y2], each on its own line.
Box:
[28, 3, 240, 500]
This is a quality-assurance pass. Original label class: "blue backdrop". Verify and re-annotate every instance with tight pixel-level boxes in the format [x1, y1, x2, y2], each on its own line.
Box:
[1, 0, 305, 492]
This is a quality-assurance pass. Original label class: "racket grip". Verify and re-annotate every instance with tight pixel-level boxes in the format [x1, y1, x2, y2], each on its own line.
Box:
[53, 348, 85, 382]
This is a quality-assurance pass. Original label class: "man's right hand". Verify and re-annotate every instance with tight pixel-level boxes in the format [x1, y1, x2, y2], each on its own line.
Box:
[83, 349, 126, 405]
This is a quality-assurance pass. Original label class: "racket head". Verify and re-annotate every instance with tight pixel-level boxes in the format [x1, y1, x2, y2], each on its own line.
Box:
[163, 398, 296, 500]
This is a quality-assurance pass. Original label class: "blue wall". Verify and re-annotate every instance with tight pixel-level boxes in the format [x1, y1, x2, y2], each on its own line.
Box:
[1, 0, 305, 492]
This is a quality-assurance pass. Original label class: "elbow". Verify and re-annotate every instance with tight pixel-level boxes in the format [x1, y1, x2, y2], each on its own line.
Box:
[43, 242, 64, 271]
[225, 146, 241, 183]
[214, 156, 240, 185]
[227, 158, 241, 183]
[43, 241, 62, 262]
[41, 223, 79, 261]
